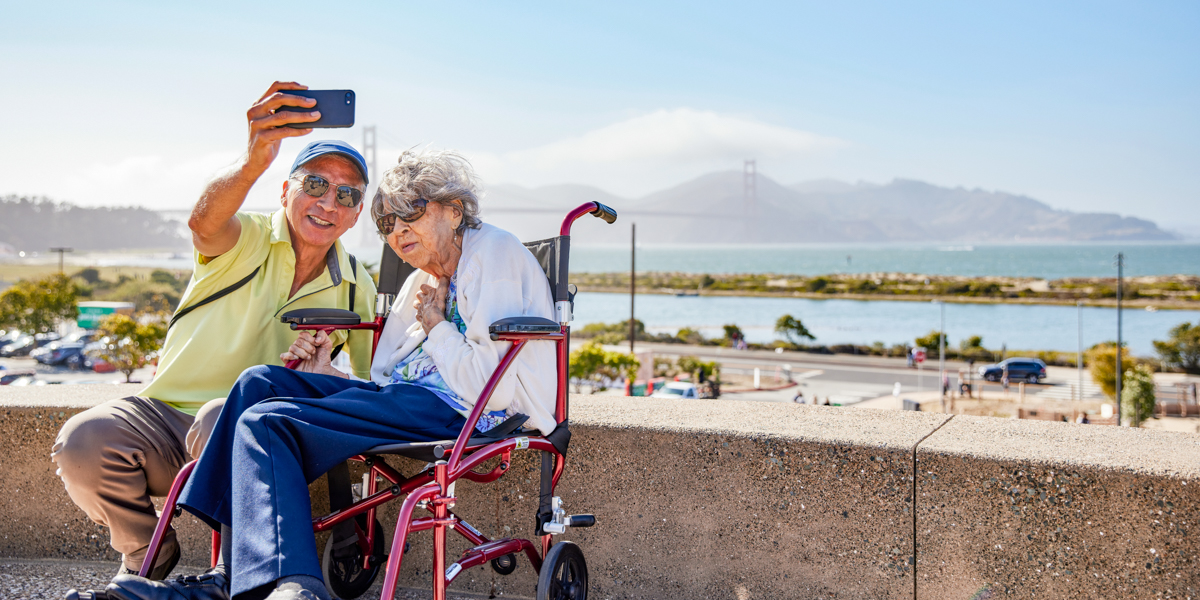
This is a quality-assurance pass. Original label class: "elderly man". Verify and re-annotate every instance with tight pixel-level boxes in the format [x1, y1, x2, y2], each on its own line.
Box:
[54, 81, 377, 590]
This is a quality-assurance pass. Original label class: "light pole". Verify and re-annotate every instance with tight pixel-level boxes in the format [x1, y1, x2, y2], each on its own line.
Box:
[1114, 252, 1124, 426]
[1077, 301, 1083, 403]
[629, 222, 636, 353]
[933, 300, 946, 410]
[49, 247, 73, 274]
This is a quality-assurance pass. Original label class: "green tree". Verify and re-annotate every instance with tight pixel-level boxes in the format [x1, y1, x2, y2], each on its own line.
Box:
[774, 314, 815, 346]
[1121, 364, 1157, 426]
[567, 341, 641, 394]
[1153, 321, 1200, 374]
[915, 330, 946, 359]
[722, 324, 744, 346]
[958, 335, 989, 362]
[676, 355, 718, 381]
[95, 312, 168, 383]
[806, 277, 829, 292]
[1086, 343, 1137, 400]
[75, 267, 101, 284]
[675, 327, 705, 345]
[0, 273, 79, 333]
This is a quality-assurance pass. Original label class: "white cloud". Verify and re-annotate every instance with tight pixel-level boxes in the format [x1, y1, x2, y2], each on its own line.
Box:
[468, 108, 846, 196]
[51, 151, 243, 209]
[31, 110, 844, 208]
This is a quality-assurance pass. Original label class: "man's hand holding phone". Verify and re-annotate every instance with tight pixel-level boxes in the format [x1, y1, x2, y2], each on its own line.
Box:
[243, 81, 321, 176]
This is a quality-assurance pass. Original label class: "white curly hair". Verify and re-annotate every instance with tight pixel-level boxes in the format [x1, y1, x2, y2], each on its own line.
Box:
[371, 148, 483, 233]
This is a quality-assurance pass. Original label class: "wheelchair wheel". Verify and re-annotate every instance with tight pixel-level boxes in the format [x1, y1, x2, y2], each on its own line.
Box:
[321, 516, 385, 600]
[490, 552, 518, 575]
[536, 541, 588, 600]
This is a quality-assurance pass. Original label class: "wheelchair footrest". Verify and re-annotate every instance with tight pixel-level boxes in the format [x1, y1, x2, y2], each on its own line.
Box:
[567, 514, 596, 528]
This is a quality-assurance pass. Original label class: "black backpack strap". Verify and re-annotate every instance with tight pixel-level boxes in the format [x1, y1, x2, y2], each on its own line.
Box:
[329, 254, 358, 361]
[167, 266, 260, 331]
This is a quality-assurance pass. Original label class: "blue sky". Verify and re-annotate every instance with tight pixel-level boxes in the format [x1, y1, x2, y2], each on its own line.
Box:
[2, 1, 1197, 232]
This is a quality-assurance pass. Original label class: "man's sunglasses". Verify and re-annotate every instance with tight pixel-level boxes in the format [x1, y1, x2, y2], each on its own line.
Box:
[375, 199, 430, 237]
[290, 174, 364, 208]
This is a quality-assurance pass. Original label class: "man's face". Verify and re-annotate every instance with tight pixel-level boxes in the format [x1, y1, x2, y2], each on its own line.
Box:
[281, 154, 365, 251]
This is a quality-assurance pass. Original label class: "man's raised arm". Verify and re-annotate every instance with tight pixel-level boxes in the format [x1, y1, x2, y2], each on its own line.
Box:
[189, 81, 321, 258]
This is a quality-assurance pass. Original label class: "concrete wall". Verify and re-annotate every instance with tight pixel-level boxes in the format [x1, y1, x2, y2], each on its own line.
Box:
[1, 385, 1197, 599]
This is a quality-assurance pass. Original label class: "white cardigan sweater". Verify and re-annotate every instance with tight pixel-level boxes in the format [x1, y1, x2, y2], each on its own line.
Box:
[369, 223, 559, 435]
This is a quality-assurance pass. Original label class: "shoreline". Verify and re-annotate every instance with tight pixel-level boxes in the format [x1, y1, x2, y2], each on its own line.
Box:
[577, 286, 1200, 310]
[575, 271, 1200, 310]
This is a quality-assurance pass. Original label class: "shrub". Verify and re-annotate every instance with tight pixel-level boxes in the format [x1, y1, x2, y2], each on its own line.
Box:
[774, 314, 815, 346]
[0, 273, 80, 334]
[1086, 343, 1137, 400]
[95, 312, 168, 383]
[1153, 321, 1200, 374]
[1121, 364, 1157, 425]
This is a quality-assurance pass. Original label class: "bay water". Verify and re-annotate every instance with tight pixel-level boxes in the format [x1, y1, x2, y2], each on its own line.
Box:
[570, 242, 1200, 279]
[38, 242, 1200, 356]
[573, 292, 1199, 356]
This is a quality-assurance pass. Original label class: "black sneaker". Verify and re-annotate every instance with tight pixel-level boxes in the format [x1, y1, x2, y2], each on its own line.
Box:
[70, 564, 229, 600]
[116, 543, 182, 581]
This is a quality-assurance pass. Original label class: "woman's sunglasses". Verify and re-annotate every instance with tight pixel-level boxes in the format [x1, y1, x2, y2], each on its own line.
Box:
[290, 174, 364, 208]
[375, 199, 430, 237]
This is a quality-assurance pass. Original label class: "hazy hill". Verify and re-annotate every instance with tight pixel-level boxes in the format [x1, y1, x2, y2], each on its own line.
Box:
[0, 195, 187, 253]
[479, 173, 1175, 244]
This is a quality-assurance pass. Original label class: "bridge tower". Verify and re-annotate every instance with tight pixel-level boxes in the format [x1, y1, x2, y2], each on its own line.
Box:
[361, 125, 378, 244]
[743, 159, 757, 214]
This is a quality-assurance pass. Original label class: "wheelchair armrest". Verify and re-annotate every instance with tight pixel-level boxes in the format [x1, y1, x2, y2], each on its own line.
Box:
[280, 308, 362, 326]
[488, 316, 560, 341]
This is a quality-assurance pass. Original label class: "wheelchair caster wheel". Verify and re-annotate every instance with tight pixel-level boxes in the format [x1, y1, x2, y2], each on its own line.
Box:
[321, 516, 385, 599]
[490, 552, 517, 575]
[536, 541, 587, 600]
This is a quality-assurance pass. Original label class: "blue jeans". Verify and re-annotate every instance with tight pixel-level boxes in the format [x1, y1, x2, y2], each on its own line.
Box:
[178, 365, 466, 598]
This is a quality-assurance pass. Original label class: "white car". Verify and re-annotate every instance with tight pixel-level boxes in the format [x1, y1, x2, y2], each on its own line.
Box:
[650, 382, 699, 399]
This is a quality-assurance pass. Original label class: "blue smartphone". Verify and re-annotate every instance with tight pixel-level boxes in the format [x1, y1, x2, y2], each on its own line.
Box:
[278, 89, 355, 128]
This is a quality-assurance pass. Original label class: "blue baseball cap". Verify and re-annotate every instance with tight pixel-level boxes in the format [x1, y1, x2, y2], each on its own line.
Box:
[290, 140, 369, 185]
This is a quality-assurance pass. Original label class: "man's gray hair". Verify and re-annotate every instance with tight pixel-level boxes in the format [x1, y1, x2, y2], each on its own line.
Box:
[372, 149, 483, 233]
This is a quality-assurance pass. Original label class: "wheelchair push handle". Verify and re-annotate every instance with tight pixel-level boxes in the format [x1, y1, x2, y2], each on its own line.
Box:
[560, 202, 618, 235]
[589, 202, 618, 224]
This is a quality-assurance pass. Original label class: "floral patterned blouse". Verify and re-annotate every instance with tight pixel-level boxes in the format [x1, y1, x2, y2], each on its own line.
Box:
[388, 272, 508, 433]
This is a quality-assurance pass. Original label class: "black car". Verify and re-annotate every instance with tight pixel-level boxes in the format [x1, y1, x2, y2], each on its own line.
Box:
[33, 332, 94, 366]
[0, 369, 37, 385]
[1, 335, 36, 357]
[1, 332, 60, 358]
[38, 343, 88, 368]
[978, 358, 1047, 384]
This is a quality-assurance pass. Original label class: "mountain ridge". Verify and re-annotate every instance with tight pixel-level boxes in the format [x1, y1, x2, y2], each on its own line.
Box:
[482, 173, 1174, 244]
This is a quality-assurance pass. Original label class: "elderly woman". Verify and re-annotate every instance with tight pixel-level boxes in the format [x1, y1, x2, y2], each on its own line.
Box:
[104, 150, 555, 600]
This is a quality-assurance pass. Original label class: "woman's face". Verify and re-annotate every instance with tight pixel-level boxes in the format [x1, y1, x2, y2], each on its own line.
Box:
[386, 200, 463, 275]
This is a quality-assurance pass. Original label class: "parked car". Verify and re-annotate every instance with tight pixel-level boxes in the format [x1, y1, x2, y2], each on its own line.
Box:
[24, 333, 65, 359]
[1, 335, 36, 357]
[1, 369, 38, 385]
[650, 382, 700, 399]
[82, 341, 116, 373]
[978, 358, 1047, 384]
[33, 331, 95, 367]
[38, 342, 88, 368]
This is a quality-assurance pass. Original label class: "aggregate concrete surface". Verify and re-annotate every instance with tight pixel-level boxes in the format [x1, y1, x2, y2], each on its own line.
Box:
[0, 559, 506, 600]
[7, 386, 1200, 599]
[917, 416, 1200, 598]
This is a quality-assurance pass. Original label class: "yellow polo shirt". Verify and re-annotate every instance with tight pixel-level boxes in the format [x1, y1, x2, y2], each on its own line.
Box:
[140, 209, 377, 415]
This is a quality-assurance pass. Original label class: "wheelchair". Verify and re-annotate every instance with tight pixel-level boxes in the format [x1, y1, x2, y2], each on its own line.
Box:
[137, 202, 618, 600]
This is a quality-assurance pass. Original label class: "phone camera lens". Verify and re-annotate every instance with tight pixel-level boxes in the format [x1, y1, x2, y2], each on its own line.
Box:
[345, 92, 352, 105]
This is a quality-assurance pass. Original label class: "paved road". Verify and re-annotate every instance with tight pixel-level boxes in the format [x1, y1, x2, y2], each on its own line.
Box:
[0, 356, 153, 385]
[599, 341, 1062, 406]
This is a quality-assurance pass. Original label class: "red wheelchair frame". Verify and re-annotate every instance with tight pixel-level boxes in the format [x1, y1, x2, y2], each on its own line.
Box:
[138, 202, 617, 600]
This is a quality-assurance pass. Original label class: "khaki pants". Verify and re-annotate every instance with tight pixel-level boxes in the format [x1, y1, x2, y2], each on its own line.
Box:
[51, 396, 226, 571]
